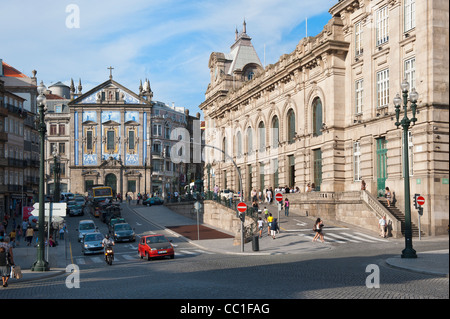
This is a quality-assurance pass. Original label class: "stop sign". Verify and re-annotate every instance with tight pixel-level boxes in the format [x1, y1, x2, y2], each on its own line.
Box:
[237, 202, 247, 213]
[275, 193, 283, 202]
[417, 196, 425, 206]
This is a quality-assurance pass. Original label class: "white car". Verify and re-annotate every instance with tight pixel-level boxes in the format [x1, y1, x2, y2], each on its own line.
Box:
[220, 189, 235, 200]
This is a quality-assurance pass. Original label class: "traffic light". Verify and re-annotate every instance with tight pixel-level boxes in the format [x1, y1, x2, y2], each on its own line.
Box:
[413, 194, 420, 209]
[239, 212, 245, 222]
[418, 206, 423, 216]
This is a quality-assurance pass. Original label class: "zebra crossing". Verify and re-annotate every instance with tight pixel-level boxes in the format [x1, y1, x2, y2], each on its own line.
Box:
[74, 248, 215, 265]
[298, 229, 388, 244]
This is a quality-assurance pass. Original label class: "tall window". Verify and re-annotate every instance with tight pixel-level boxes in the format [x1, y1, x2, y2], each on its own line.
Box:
[128, 130, 135, 150]
[271, 116, 279, 148]
[247, 127, 253, 154]
[355, 21, 363, 56]
[376, 6, 389, 46]
[236, 131, 242, 157]
[258, 121, 265, 152]
[86, 131, 93, 151]
[353, 141, 361, 181]
[404, 57, 416, 91]
[152, 124, 162, 136]
[107, 131, 115, 150]
[59, 124, 65, 135]
[287, 109, 296, 143]
[312, 98, 323, 136]
[355, 79, 363, 114]
[376, 69, 389, 108]
[404, 0, 415, 32]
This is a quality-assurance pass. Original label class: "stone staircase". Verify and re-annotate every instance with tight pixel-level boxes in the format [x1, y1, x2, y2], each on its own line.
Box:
[378, 198, 423, 237]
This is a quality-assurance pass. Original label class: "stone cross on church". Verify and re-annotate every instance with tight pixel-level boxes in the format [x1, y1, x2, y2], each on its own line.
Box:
[108, 66, 114, 80]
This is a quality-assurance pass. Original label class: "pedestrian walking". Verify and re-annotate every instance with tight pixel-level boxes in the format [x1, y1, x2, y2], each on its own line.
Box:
[0, 246, 11, 288]
[284, 198, 290, 217]
[257, 217, 264, 238]
[22, 220, 28, 243]
[0, 234, 14, 287]
[271, 218, 279, 239]
[15, 226, 22, 247]
[312, 218, 324, 242]
[379, 216, 387, 238]
[25, 226, 34, 246]
[267, 213, 273, 235]
[263, 207, 269, 221]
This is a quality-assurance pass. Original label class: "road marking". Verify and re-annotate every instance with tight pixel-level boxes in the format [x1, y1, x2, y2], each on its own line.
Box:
[341, 233, 376, 243]
[324, 233, 352, 243]
[354, 232, 388, 242]
[75, 258, 85, 265]
[121, 254, 135, 260]
[90, 256, 103, 263]
[178, 250, 197, 255]
[324, 232, 361, 243]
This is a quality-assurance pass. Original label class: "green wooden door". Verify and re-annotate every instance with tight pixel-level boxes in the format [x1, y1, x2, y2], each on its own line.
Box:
[376, 138, 387, 196]
[313, 149, 322, 191]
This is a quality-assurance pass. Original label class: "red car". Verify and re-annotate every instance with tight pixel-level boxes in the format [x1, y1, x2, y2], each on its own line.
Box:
[138, 234, 175, 260]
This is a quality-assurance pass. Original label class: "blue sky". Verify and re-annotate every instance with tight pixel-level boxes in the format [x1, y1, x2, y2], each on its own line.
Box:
[1, 0, 334, 117]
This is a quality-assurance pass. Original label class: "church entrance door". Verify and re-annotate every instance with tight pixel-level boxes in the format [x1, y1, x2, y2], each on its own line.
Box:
[105, 173, 117, 195]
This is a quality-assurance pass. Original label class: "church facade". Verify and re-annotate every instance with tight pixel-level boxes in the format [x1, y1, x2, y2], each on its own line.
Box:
[67, 75, 192, 198]
[200, 1, 449, 235]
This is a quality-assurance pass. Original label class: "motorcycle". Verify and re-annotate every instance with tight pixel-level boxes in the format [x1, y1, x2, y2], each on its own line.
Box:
[104, 245, 114, 265]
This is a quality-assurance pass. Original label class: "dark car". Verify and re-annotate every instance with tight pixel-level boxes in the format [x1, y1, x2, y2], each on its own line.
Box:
[143, 197, 164, 206]
[108, 217, 126, 234]
[113, 223, 135, 242]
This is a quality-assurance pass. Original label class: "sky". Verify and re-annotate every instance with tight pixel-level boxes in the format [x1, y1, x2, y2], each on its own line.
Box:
[1, 0, 334, 118]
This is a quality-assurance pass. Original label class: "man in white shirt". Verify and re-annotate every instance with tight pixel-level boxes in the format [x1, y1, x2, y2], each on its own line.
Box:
[379, 216, 387, 238]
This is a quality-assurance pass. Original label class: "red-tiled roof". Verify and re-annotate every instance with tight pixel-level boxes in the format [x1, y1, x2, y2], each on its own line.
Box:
[45, 93, 65, 100]
[2, 61, 28, 78]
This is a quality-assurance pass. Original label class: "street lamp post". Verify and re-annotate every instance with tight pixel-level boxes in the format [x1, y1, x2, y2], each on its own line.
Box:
[32, 81, 49, 271]
[393, 79, 418, 259]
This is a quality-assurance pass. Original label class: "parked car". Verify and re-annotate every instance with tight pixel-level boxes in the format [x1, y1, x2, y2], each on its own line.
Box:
[76, 220, 98, 242]
[138, 234, 174, 260]
[143, 196, 164, 206]
[81, 232, 104, 255]
[113, 223, 135, 242]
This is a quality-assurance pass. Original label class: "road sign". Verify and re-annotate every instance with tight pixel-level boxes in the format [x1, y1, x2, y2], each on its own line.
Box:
[237, 202, 247, 213]
[416, 196, 425, 206]
[275, 192, 283, 202]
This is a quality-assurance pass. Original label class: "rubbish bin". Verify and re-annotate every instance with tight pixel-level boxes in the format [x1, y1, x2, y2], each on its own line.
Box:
[252, 235, 259, 251]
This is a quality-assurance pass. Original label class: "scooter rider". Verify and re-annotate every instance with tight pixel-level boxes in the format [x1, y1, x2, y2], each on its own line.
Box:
[102, 235, 115, 254]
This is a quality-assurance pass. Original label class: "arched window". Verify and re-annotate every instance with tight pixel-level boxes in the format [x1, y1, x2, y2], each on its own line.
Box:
[313, 97, 323, 136]
[271, 116, 279, 148]
[247, 127, 253, 154]
[236, 131, 242, 157]
[258, 121, 265, 152]
[287, 109, 296, 143]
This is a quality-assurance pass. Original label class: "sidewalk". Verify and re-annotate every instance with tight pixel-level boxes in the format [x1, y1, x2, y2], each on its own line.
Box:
[7, 236, 68, 285]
